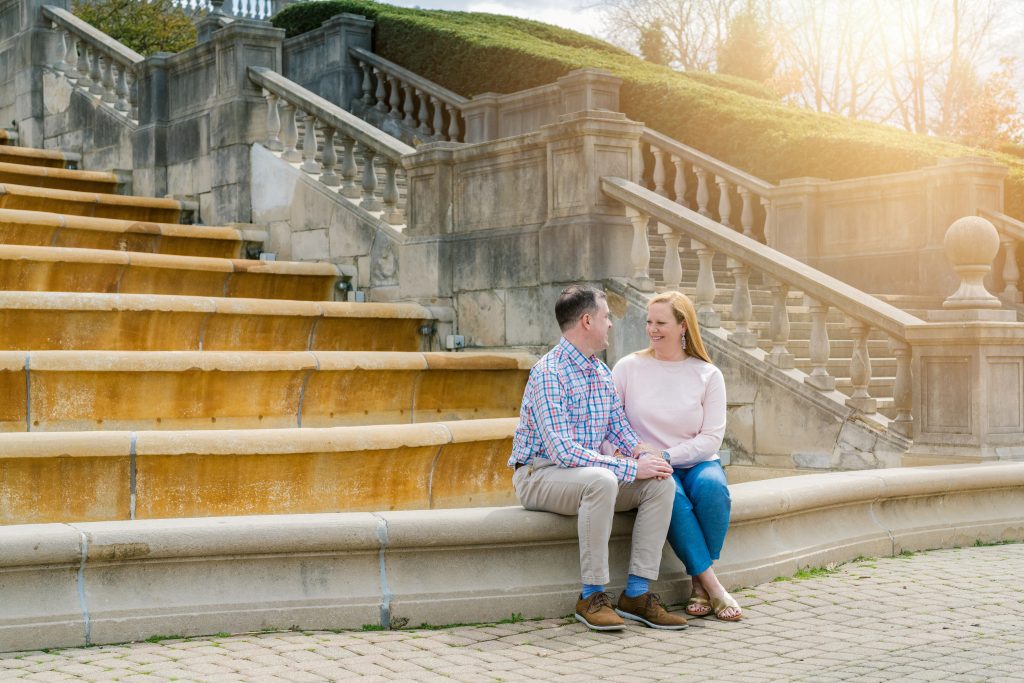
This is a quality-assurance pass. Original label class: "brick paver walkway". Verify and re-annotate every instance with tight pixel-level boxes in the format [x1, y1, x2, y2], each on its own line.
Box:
[3, 543, 1023, 682]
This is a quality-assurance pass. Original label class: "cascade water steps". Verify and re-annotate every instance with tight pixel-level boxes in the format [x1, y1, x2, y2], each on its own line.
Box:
[0, 142, 531, 525]
[0, 144, 78, 169]
[0, 161, 120, 194]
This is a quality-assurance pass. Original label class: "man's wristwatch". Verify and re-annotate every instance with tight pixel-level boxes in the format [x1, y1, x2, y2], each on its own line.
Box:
[662, 451, 671, 463]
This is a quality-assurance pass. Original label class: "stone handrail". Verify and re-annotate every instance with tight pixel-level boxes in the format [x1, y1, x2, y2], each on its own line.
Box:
[979, 208, 1023, 305]
[171, 0, 277, 20]
[41, 5, 143, 122]
[248, 65, 416, 226]
[641, 127, 776, 241]
[348, 46, 467, 143]
[603, 175, 922, 436]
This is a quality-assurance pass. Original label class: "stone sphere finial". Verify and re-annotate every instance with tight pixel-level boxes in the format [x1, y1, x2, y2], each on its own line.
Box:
[943, 215, 1002, 309]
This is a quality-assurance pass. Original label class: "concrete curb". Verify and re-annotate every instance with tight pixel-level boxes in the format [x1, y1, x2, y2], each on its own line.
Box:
[2, 462, 1023, 653]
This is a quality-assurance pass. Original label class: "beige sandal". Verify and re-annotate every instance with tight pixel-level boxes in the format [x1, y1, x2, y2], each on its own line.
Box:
[685, 593, 712, 617]
[711, 593, 743, 621]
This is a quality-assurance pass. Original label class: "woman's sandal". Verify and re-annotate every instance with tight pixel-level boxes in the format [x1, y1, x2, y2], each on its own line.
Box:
[710, 593, 743, 621]
[685, 594, 712, 617]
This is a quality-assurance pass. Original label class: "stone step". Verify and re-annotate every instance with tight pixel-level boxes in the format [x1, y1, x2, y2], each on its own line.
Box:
[0, 182, 188, 223]
[0, 160, 119, 194]
[0, 144, 77, 169]
[0, 350, 533, 432]
[793, 357, 897, 377]
[836, 376, 895, 397]
[0, 129, 19, 146]
[0, 417, 518, 523]
[0, 244, 340, 300]
[0, 208, 248, 258]
[0, 291, 432, 352]
[720, 319, 891, 341]
[756, 338, 893, 358]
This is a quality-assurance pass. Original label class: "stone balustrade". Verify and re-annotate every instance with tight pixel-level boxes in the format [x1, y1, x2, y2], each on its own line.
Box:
[979, 208, 1024, 306]
[641, 128, 776, 242]
[348, 46, 468, 143]
[248, 65, 415, 227]
[602, 175, 922, 439]
[41, 5, 143, 123]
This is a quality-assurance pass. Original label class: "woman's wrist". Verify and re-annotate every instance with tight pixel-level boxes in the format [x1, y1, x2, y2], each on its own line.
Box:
[662, 451, 672, 463]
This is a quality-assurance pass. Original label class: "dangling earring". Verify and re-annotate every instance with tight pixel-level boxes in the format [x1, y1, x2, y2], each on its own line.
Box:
[681, 329, 687, 347]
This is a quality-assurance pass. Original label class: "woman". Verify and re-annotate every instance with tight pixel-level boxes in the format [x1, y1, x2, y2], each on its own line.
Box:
[612, 291, 741, 621]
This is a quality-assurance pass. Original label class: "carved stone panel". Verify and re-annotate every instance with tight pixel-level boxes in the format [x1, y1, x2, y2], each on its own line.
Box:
[988, 358, 1023, 432]
[921, 356, 972, 434]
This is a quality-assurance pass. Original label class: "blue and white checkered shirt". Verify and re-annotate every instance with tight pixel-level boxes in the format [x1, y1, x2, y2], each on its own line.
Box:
[509, 337, 641, 482]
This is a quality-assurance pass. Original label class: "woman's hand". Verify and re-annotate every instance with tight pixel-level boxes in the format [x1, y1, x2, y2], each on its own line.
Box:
[635, 453, 673, 480]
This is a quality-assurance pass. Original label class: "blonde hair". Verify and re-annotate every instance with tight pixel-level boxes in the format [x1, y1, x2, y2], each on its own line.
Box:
[641, 291, 713, 363]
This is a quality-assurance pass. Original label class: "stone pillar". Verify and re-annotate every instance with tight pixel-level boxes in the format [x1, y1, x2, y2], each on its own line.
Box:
[556, 68, 621, 115]
[398, 141, 457, 301]
[132, 52, 172, 200]
[764, 177, 827, 262]
[539, 110, 643, 283]
[906, 215, 1022, 463]
[461, 93, 500, 143]
[324, 13, 373, 110]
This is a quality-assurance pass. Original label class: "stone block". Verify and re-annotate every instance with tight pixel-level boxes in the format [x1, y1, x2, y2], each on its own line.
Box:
[166, 160, 196, 198]
[268, 220, 293, 260]
[328, 207, 376, 258]
[290, 228, 329, 261]
[457, 290, 506, 348]
[792, 451, 832, 469]
[369, 234, 400, 288]
[398, 239, 451, 300]
[451, 228, 540, 291]
[724, 404, 754, 463]
[250, 143, 299, 223]
[505, 286, 559, 348]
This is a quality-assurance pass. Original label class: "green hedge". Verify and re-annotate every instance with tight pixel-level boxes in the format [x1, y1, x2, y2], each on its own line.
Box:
[273, 0, 1024, 219]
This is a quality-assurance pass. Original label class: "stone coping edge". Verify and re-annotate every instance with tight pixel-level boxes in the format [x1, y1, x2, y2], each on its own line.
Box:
[1, 462, 1022, 652]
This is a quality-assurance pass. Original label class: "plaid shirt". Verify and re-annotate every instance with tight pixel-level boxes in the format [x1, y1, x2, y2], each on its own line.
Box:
[509, 337, 641, 482]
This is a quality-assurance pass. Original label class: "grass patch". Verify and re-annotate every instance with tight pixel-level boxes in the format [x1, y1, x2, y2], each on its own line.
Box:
[144, 634, 183, 643]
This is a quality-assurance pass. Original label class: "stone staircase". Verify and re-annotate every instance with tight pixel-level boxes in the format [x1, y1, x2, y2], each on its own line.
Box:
[0, 135, 527, 525]
[648, 230, 901, 419]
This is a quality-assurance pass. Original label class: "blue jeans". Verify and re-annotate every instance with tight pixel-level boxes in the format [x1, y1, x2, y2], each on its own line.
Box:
[665, 460, 731, 576]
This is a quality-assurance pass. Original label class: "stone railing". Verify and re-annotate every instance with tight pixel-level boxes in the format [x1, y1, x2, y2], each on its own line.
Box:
[348, 46, 468, 143]
[979, 208, 1023, 306]
[602, 175, 923, 439]
[249, 65, 416, 227]
[41, 5, 143, 123]
[641, 128, 776, 242]
[170, 0, 279, 19]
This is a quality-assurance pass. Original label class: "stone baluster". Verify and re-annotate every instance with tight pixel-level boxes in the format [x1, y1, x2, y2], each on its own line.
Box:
[75, 39, 91, 88]
[715, 176, 732, 228]
[694, 166, 710, 217]
[52, 27, 67, 72]
[804, 297, 834, 390]
[1000, 236, 1022, 304]
[128, 71, 138, 121]
[279, 101, 301, 163]
[114, 64, 130, 113]
[359, 61, 374, 106]
[671, 155, 687, 207]
[373, 68, 387, 113]
[319, 127, 339, 187]
[360, 146, 381, 211]
[401, 83, 416, 127]
[416, 88, 431, 135]
[691, 240, 720, 327]
[727, 259, 756, 347]
[300, 114, 320, 174]
[387, 75, 402, 120]
[846, 319, 877, 413]
[760, 197, 774, 244]
[738, 187, 755, 238]
[431, 96, 444, 139]
[64, 32, 79, 77]
[263, 91, 282, 152]
[889, 338, 913, 437]
[651, 147, 667, 197]
[100, 53, 117, 104]
[381, 159, 403, 225]
[88, 47, 104, 95]
[766, 278, 794, 368]
[660, 224, 682, 291]
[626, 209, 654, 292]
[446, 104, 461, 142]
[339, 136, 360, 199]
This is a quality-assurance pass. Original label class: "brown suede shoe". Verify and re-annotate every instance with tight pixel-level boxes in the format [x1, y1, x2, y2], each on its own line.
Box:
[575, 592, 626, 631]
[616, 592, 688, 630]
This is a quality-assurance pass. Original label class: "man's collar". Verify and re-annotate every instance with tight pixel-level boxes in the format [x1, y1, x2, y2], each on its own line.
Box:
[557, 336, 597, 369]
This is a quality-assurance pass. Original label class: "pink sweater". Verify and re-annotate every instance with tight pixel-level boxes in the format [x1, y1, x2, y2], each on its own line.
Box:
[611, 352, 727, 468]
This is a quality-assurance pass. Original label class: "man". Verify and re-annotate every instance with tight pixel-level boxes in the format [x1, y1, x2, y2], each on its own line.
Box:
[509, 284, 686, 631]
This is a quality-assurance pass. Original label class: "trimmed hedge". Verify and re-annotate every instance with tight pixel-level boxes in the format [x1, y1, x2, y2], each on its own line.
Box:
[273, 0, 1024, 219]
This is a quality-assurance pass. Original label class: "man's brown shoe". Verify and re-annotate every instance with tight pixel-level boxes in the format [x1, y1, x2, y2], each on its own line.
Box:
[616, 592, 688, 630]
[575, 592, 626, 631]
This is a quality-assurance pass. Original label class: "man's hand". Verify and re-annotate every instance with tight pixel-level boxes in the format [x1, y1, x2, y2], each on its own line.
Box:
[634, 441, 661, 458]
[635, 453, 672, 480]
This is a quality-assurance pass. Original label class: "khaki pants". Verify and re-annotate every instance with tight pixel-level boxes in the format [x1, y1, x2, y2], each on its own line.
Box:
[512, 458, 675, 585]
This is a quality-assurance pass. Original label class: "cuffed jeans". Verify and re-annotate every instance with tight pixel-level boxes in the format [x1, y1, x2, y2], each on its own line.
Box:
[513, 459, 675, 585]
[665, 459, 731, 576]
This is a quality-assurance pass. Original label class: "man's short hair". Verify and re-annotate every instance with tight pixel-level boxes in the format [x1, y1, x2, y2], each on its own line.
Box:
[555, 285, 606, 331]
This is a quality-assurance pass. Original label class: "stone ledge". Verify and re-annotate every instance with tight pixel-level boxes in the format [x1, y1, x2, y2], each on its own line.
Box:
[1, 462, 1022, 652]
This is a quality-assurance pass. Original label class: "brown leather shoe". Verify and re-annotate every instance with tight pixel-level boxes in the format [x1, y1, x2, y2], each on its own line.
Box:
[575, 591, 626, 631]
[616, 592, 688, 630]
